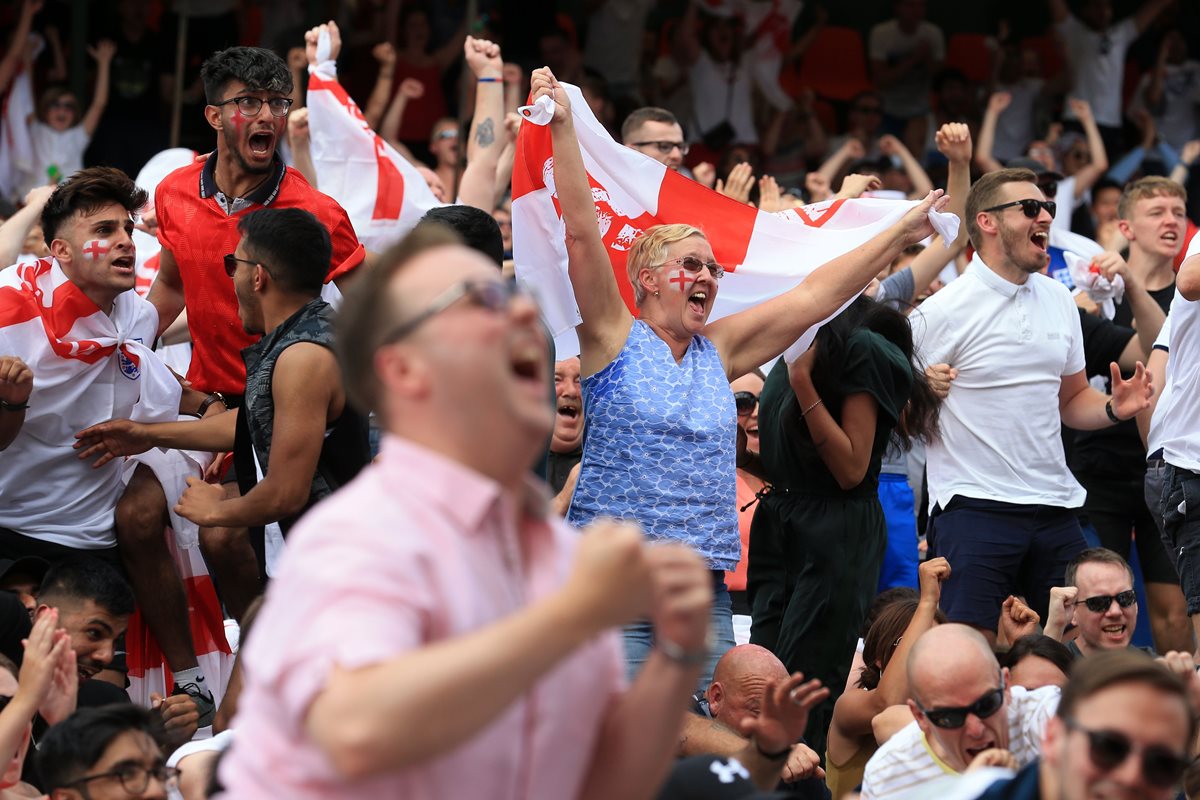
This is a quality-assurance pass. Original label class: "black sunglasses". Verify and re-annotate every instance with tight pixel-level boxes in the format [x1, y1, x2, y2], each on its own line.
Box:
[915, 680, 1006, 729]
[1073, 589, 1137, 613]
[982, 198, 1057, 219]
[1063, 717, 1190, 788]
[733, 391, 758, 415]
[223, 254, 258, 277]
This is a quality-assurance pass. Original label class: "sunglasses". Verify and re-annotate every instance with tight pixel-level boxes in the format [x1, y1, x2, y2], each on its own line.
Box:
[733, 391, 758, 415]
[1063, 717, 1190, 788]
[435, 129, 458, 141]
[982, 199, 1057, 219]
[223, 254, 259, 277]
[657, 256, 725, 279]
[1073, 589, 1137, 613]
[915, 681, 1006, 729]
[633, 140, 690, 156]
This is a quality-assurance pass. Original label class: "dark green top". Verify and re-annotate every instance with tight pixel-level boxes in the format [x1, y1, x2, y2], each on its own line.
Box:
[758, 328, 913, 497]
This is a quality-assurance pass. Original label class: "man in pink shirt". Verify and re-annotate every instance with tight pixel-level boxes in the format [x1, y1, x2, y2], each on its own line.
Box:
[217, 224, 717, 798]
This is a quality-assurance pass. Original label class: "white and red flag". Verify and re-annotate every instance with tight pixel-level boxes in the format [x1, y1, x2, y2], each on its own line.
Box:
[512, 85, 958, 360]
[304, 34, 443, 252]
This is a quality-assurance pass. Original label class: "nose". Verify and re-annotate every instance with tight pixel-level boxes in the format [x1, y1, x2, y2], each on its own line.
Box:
[962, 714, 986, 740]
[96, 640, 113, 664]
[508, 288, 541, 325]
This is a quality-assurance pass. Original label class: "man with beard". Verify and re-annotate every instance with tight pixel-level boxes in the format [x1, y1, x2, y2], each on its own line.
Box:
[913, 168, 1153, 641]
[118, 44, 365, 722]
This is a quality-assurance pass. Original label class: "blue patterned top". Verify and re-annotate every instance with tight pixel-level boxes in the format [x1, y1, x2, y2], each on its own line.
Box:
[567, 320, 739, 569]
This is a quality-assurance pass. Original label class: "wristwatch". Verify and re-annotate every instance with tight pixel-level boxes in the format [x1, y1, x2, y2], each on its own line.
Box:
[195, 392, 228, 418]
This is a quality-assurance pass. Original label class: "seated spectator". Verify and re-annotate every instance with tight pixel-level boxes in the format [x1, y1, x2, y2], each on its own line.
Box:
[37, 704, 178, 800]
[975, 649, 1193, 800]
[859, 624, 1060, 798]
[1062, 548, 1150, 659]
[998, 635, 1073, 691]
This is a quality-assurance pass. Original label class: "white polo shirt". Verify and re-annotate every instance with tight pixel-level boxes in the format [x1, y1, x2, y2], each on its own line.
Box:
[860, 685, 1060, 800]
[912, 256, 1086, 510]
[1159, 237, 1200, 472]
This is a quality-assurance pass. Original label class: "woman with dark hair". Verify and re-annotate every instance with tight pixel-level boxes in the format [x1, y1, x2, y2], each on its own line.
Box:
[825, 558, 949, 798]
[1000, 634, 1073, 691]
[748, 294, 941, 757]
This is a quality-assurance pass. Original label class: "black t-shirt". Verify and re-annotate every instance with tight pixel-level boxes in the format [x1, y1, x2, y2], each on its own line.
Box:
[96, 25, 173, 119]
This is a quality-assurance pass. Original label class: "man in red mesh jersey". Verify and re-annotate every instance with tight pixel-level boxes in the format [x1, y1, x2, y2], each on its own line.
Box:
[118, 44, 365, 726]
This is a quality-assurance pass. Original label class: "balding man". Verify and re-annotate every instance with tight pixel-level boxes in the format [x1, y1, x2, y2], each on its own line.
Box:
[860, 624, 1060, 799]
[217, 225, 715, 797]
[621, 107, 688, 171]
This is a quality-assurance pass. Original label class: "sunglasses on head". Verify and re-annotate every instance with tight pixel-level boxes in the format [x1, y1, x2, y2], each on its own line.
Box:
[983, 198, 1057, 219]
[733, 391, 758, 415]
[1073, 589, 1137, 613]
[915, 681, 1006, 729]
[659, 255, 725, 279]
[1063, 717, 1190, 788]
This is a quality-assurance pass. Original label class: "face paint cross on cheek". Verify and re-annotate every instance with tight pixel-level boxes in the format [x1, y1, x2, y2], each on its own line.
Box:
[669, 269, 691, 293]
[82, 239, 110, 261]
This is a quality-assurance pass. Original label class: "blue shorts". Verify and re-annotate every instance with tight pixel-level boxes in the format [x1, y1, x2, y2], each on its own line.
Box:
[928, 496, 1086, 630]
[878, 473, 919, 591]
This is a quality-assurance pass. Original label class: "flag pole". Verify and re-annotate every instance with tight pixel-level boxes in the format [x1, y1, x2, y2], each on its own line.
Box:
[169, 14, 189, 149]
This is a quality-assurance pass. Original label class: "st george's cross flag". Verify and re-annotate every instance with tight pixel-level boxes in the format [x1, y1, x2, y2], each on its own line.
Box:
[304, 31, 443, 252]
[511, 85, 959, 361]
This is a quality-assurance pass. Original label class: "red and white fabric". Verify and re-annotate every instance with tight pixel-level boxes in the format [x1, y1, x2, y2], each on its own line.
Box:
[305, 32, 443, 252]
[512, 85, 958, 361]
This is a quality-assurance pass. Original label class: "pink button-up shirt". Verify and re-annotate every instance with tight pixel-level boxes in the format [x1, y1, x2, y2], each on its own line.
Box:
[219, 436, 626, 798]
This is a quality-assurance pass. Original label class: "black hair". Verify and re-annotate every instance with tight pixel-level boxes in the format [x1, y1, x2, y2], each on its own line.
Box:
[38, 704, 166, 791]
[861, 586, 918, 638]
[41, 166, 148, 246]
[419, 206, 503, 267]
[998, 634, 1074, 677]
[811, 296, 940, 447]
[932, 67, 968, 95]
[201, 46, 293, 105]
[237, 208, 331, 295]
[37, 556, 134, 618]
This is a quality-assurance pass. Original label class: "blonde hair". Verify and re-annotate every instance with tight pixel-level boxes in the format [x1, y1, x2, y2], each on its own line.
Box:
[626, 224, 706, 305]
[1117, 176, 1187, 221]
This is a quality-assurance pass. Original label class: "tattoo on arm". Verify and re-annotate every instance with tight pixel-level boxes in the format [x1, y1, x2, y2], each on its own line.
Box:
[475, 118, 495, 148]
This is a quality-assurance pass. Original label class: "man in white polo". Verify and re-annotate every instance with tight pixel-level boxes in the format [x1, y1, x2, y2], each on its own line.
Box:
[913, 167, 1152, 640]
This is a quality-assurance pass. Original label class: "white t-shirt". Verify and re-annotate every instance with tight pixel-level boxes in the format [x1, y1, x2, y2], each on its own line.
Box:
[868, 20, 945, 119]
[860, 685, 1060, 799]
[1147, 313, 1172, 456]
[27, 121, 89, 192]
[1057, 15, 1140, 128]
[688, 50, 758, 145]
[0, 265, 165, 548]
[1159, 237, 1200, 471]
[1051, 175, 1080, 236]
[912, 256, 1087, 510]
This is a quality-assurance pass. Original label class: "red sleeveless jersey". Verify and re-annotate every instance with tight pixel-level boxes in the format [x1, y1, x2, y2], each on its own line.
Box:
[155, 155, 364, 395]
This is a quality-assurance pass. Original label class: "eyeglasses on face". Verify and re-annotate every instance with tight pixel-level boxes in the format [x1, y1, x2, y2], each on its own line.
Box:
[1073, 589, 1137, 613]
[633, 140, 689, 156]
[379, 279, 529, 345]
[1062, 717, 1190, 788]
[982, 198, 1057, 219]
[733, 391, 758, 415]
[65, 763, 181, 794]
[915, 679, 1006, 729]
[655, 255, 725, 280]
[223, 254, 259, 277]
[213, 95, 293, 117]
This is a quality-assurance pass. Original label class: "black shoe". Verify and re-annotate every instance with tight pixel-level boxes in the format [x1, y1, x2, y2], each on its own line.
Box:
[172, 681, 216, 728]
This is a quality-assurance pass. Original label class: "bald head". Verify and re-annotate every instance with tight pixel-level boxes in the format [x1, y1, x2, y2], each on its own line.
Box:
[708, 645, 789, 731]
[908, 624, 999, 704]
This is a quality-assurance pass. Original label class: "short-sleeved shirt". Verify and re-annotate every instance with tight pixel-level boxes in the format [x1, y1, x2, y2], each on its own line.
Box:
[1159, 237, 1200, 471]
[859, 685, 1060, 799]
[1147, 314, 1173, 456]
[912, 256, 1087, 509]
[868, 20, 946, 119]
[218, 436, 626, 798]
[1057, 15, 1140, 128]
[25, 122, 89, 193]
[154, 152, 365, 395]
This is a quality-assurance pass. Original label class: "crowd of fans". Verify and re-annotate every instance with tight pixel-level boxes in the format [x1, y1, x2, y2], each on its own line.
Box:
[2, 0, 1200, 798]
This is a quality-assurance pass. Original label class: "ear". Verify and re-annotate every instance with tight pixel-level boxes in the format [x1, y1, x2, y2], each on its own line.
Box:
[204, 103, 223, 133]
[907, 698, 930, 736]
[49, 237, 71, 264]
[1040, 715, 1065, 768]
[33, 603, 52, 621]
[638, 266, 659, 298]
[1117, 218, 1133, 241]
[373, 343, 428, 402]
[254, 263, 269, 292]
[975, 210, 999, 237]
[707, 681, 723, 716]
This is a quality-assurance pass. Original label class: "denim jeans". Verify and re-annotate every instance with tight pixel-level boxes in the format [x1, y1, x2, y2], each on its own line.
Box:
[621, 571, 735, 691]
[1160, 464, 1200, 615]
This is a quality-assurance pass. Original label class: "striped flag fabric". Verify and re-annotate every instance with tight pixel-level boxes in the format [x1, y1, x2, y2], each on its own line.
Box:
[304, 34, 443, 252]
[510, 84, 958, 360]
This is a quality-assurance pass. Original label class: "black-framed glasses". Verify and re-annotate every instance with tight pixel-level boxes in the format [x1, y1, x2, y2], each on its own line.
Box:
[915, 677, 1006, 728]
[213, 95, 293, 117]
[1073, 589, 1137, 613]
[982, 198, 1057, 219]
[655, 256, 725, 280]
[379, 280, 529, 345]
[733, 391, 758, 415]
[634, 140, 689, 157]
[223, 254, 259, 277]
[1062, 717, 1190, 788]
[65, 763, 181, 794]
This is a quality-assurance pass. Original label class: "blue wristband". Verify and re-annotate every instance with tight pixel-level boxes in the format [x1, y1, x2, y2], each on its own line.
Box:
[478, 77, 501, 83]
